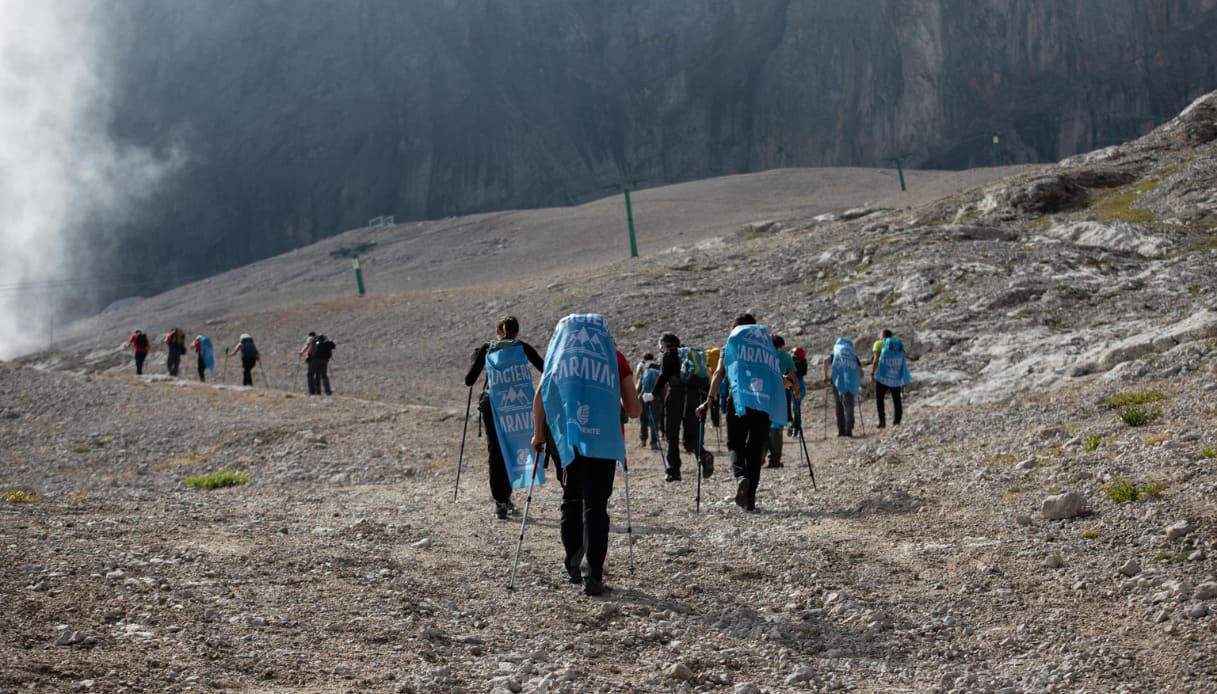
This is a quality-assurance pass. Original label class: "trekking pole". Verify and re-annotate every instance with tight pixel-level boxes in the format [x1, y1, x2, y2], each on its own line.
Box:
[823, 387, 829, 439]
[260, 363, 271, 389]
[856, 388, 865, 434]
[294, 359, 303, 392]
[695, 413, 705, 513]
[222, 353, 229, 383]
[793, 399, 809, 468]
[453, 385, 473, 502]
[507, 449, 544, 590]
[798, 418, 816, 490]
[621, 454, 634, 574]
[648, 407, 666, 467]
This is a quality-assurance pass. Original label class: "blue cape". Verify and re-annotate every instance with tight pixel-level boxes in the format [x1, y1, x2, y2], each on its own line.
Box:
[831, 337, 861, 395]
[723, 324, 787, 427]
[876, 337, 912, 387]
[540, 314, 625, 466]
[198, 336, 215, 370]
[486, 342, 544, 488]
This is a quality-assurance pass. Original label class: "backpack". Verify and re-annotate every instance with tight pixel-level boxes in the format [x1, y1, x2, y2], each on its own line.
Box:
[134, 332, 148, 349]
[239, 337, 258, 361]
[678, 346, 708, 383]
[640, 366, 659, 395]
[794, 355, 808, 378]
[313, 335, 335, 360]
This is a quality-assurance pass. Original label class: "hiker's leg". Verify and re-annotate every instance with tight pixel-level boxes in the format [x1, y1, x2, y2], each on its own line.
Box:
[767, 426, 783, 465]
[875, 383, 888, 427]
[834, 387, 847, 435]
[560, 461, 586, 571]
[892, 386, 903, 425]
[577, 455, 616, 581]
[639, 403, 650, 443]
[482, 405, 511, 504]
[134, 353, 145, 374]
[726, 405, 746, 480]
[306, 361, 319, 394]
[742, 409, 769, 497]
[198, 357, 206, 381]
[663, 386, 683, 473]
[319, 361, 331, 394]
[842, 392, 856, 435]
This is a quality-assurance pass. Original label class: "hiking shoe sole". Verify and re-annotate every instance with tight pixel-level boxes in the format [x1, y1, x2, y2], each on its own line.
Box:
[735, 478, 749, 509]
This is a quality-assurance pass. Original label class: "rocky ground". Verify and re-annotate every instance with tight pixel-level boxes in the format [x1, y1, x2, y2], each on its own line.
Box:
[3, 93, 1217, 692]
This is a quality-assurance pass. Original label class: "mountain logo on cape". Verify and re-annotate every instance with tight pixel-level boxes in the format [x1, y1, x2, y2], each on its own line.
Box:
[498, 386, 530, 410]
[563, 326, 609, 358]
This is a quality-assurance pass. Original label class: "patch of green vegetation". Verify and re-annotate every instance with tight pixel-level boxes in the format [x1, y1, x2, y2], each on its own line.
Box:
[1081, 527, 1101, 540]
[987, 453, 1017, 465]
[814, 280, 847, 296]
[1101, 390, 1169, 409]
[1157, 549, 1191, 563]
[1083, 433, 1103, 452]
[72, 446, 90, 454]
[185, 470, 250, 490]
[2, 490, 39, 503]
[1143, 433, 1169, 447]
[1088, 179, 1160, 224]
[883, 291, 903, 311]
[157, 454, 210, 472]
[329, 241, 377, 259]
[631, 321, 646, 329]
[1116, 404, 1162, 427]
[956, 210, 980, 223]
[1188, 285, 1203, 294]
[1103, 475, 1167, 504]
[1201, 447, 1217, 459]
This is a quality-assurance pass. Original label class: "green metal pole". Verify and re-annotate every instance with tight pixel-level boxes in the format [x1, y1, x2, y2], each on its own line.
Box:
[895, 158, 906, 192]
[993, 132, 1002, 167]
[624, 188, 638, 258]
[353, 256, 366, 296]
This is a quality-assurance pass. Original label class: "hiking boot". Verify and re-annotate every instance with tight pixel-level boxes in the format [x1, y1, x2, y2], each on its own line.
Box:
[560, 561, 582, 584]
[494, 502, 509, 520]
[664, 470, 681, 482]
[746, 496, 757, 512]
[505, 499, 518, 515]
[735, 477, 749, 509]
[765, 461, 783, 469]
[650, 441, 659, 450]
[700, 451, 714, 479]
[582, 576, 605, 596]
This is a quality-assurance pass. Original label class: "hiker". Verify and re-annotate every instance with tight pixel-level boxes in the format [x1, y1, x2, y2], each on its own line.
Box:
[298, 332, 317, 390]
[191, 335, 215, 382]
[652, 334, 709, 481]
[789, 346, 809, 436]
[127, 329, 150, 375]
[531, 313, 641, 596]
[637, 361, 661, 449]
[872, 331, 912, 428]
[226, 334, 260, 387]
[696, 314, 787, 512]
[823, 337, 862, 437]
[300, 332, 335, 395]
[764, 334, 800, 468]
[465, 316, 546, 520]
[163, 328, 187, 377]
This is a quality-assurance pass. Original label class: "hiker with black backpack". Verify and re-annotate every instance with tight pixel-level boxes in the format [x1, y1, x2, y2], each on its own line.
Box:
[226, 334, 261, 387]
[300, 331, 335, 395]
[163, 328, 187, 377]
[465, 316, 547, 520]
[695, 314, 788, 512]
[127, 329, 150, 374]
[653, 334, 710, 482]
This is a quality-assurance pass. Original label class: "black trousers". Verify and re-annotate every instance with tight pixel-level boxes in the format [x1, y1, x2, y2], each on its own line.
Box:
[307, 358, 332, 395]
[560, 455, 616, 581]
[197, 356, 206, 382]
[241, 358, 256, 387]
[834, 388, 856, 435]
[167, 352, 181, 377]
[639, 403, 659, 444]
[875, 382, 903, 426]
[727, 406, 771, 498]
[480, 403, 513, 504]
[134, 352, 146, 374]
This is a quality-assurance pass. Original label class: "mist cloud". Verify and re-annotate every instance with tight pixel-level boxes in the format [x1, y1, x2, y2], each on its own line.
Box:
[0, 0, 179, 359]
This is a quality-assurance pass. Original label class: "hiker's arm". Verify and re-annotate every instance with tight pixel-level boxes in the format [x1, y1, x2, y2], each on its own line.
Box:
[620, 372, 642, 419]
[522, 341, 545, 372]
[697, 361, 725, 418]
[464, 343, 488, 387]
[530, 389, 546, 453]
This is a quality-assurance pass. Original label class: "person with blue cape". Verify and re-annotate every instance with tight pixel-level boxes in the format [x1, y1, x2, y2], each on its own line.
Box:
[696, 313, 788, 512]
[464, 316, 547, 520]
[191, 335, 215, 382]
[871, 331, 913, 428]
[531, 313, 641, 596]
[822, 337, 862, 437]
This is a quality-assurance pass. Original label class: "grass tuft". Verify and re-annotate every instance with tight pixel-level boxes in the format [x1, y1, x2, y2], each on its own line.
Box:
[185, 470, 250, 490]
[1083, 433, 1102, 451]
[1200, 447, 1217, 459]
[2, 490, 40, 504]
[1100, 390, 1169, 408]
[1117, 404, 1162, 427]
[1102, 475, 1167, 504]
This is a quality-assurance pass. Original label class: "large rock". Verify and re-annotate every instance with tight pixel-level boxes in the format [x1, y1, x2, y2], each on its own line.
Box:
[1041, 492, 1087, 520]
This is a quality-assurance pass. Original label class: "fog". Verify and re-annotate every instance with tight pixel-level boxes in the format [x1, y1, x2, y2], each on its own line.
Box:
[0, 0, 178, 359]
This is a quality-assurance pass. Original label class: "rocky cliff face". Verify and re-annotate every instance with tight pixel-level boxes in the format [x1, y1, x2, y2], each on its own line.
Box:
[100, 0, 1217, 297]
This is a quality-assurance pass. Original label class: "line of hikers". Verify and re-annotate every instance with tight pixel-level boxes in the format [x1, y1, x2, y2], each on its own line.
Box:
[124, 329, 337, 394]
[463, 312, 912, 596]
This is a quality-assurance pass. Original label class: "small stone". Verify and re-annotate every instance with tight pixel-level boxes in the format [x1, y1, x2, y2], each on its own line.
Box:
[1014, 515, 1033, 527]
[786, 665, 815, 684]
[1041, 492, 1087, 520]
[104, 569, 125, 580]
[664, 663, 694, 681]
[1194, 582, 1217, 600]
[1119, 559, 1141, 577]
[1165, 520, 1194, 542]
[1184, 603, 1208, 619]
[734, 684, 761, 694]
[250, 616, 267, 627]
[411, 538, 431, 549]
[1043, 553, 1065, 569]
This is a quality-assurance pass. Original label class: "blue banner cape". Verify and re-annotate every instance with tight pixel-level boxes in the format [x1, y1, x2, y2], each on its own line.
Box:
[876, 337, 913, 387]
[485, 343, 544, 488]
[831, 337, 861, 395]
[723, 324, 788, 427]
[199, 336, 216, 370]
[540, 314, 625, 467]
